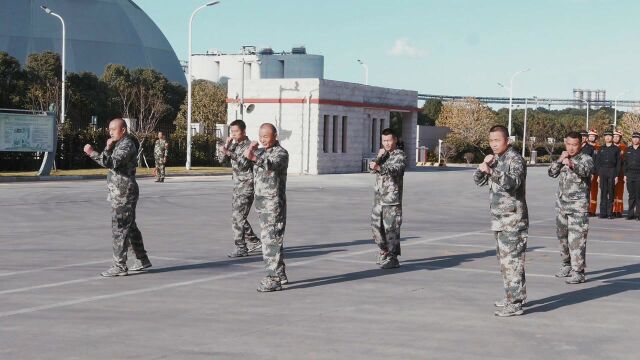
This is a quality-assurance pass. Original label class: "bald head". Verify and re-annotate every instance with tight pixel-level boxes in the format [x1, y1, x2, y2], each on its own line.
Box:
[258, 123, 278, 148]
[108, 118, 127, 141]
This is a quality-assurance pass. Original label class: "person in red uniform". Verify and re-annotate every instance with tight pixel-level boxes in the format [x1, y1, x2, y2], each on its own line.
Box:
[586, 129, 600, 216]
[613, 129, 627, 217]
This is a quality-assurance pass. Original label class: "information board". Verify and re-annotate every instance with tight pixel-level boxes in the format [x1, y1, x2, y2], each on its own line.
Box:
[0, 112, 56, 152]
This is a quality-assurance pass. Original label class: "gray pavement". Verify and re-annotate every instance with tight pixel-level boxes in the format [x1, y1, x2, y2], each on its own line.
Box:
[0, 167, 638, 360]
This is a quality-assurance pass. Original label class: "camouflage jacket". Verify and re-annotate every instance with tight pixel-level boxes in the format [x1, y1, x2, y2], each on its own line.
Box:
[247, 141, 289, 199]
[474, 146, 529, 232]
[548, 153, 594, 214]
[90, 134, 139, 207]
[371, 149, 407, 206]
[218, 138, 255, 194]
[154, 139, 168, 161]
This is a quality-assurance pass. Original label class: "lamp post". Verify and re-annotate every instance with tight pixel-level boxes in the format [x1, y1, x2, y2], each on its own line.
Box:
[357, 59, 368, 85]
[186, 1, 220, 170]
[504, 68, 530, 136]
[580, 99, 589, 131]
[613, 91, 626, 129]
[40, 5, 66, 124]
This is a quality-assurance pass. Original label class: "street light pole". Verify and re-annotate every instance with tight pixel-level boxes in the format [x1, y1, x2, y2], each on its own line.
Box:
[522, 97, 529, 158]
[40, 5, 66, 124]
[581, 99, 589, 131]
[357, 59, 368, 85]
[613, 91, 626, 129]
[187, 1, 220, 170]
[506, 68, 530, 136]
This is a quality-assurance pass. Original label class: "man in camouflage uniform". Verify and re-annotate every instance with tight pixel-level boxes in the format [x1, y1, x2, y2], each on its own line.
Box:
[84, 118, 151, 277]
[243, 123, 289, 292]
[369, 128, 407, 269]
[548, 131, 595, 284]
[217, 119, 261, 257]
[154, 131, 169, 182]
[474, 125, 529, 317]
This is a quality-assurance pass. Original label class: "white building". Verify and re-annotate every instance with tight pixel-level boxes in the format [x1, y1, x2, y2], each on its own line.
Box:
[191, 46, 323, 84]
[226, 78, 418, 174]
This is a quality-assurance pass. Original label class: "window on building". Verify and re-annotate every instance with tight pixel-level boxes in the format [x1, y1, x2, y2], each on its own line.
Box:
[277, 60, 285, 78]
[342, 116, 348, 153]
[332, 115, 339, 153]
[323, 115, 330, 153]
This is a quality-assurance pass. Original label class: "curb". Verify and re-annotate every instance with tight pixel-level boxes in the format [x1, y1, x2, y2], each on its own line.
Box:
[0, 172, 231, 183]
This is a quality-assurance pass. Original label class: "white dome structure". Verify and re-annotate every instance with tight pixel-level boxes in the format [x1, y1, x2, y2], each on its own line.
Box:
[0, 0, 186, 85]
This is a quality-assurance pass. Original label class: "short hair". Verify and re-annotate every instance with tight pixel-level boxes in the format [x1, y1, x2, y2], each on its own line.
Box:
[381, 128, 397, 138]
[565, 131, 581, 140]
[489, 125, 509, 139]
[259, 123, 277, 135]
[110, 117, 127, 130]
[157, 130, 164, 135]
[229, 119, 246, 131]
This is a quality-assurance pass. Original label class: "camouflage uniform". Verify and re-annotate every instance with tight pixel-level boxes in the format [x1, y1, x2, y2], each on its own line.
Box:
[154, 138, 168, 182]
[218, 138, 260, 251]
[548, 153, 594, 275]
[370, 149, 407, 260]
[474, 146, 529, 305]
[90, 134, 149, 271]
[245, 141, 288, 281]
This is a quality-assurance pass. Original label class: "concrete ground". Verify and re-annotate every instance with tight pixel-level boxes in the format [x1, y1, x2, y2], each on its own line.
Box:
[0, 167, 638, 360]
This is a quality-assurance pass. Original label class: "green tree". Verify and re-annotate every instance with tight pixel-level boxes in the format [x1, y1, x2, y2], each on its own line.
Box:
[419, 99, 442, 126]
[23, 51, 61, 115]
[66, 71, 111, 128]
[436, 98, 496, 156]
[174, 79, 227, 137]
[0, 51, 24, 108]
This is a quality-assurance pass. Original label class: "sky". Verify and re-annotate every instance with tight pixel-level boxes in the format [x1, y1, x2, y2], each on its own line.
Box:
[135, 0, 640, 100]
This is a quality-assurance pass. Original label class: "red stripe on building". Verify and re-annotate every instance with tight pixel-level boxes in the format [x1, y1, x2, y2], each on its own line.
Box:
[226, 98, 419, 112]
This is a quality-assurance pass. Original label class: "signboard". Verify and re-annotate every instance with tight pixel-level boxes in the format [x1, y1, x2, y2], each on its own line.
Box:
[0, 112, 56, 152]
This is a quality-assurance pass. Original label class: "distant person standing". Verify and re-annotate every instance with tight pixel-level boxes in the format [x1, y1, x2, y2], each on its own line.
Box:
[613, 130, 627, 217]
[624, 132, 640, 220]
[154, 131, 169, 182]
[84, 118, 151, 277]
[548, 131, 594, 284]
[584, 129, 600, 216]
[369, 128, 407, 269]
[595, 130, 621, 219]
[474, 125, 529, 317]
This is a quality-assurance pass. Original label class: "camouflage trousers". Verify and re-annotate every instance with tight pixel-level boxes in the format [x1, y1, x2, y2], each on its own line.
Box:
[255, 195, 286, 277]
[371, 203, 402, 256]
[231, 192, 260, 250]
[111, 201, 147, 269]
[155, 159, 165, 181]
[494, 230, 527, 304]
[556, 211, 588, 273]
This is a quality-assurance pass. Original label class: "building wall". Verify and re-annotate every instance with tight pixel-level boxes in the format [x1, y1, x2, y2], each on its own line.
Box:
[226, 78, 417, 174]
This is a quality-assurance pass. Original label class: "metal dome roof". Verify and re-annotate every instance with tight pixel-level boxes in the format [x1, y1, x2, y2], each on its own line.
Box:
[0, 0, 186, 85]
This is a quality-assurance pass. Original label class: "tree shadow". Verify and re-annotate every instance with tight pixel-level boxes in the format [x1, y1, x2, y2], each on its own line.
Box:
[286, 248, 499, 290]
[526, 277, 640, 314]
